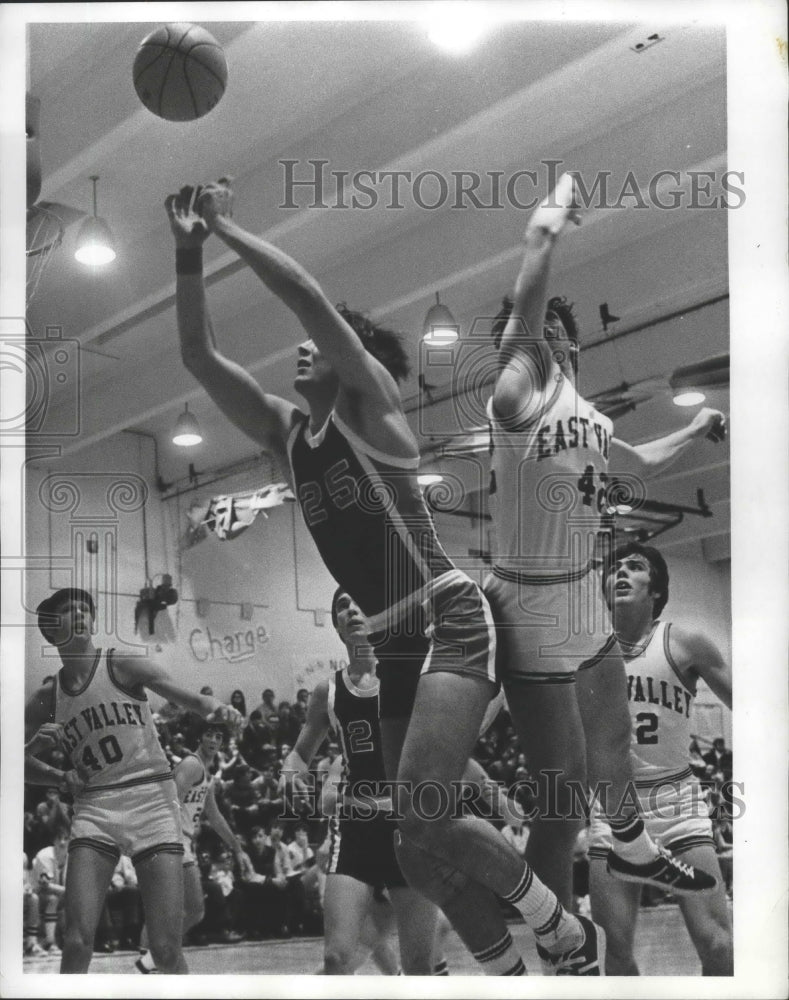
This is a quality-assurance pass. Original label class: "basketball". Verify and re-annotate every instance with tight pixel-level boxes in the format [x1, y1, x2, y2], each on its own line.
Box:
[133, 23, 227, 122]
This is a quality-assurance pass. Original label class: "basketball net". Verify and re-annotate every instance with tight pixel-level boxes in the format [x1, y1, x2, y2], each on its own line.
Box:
[26, 203, 64, 304]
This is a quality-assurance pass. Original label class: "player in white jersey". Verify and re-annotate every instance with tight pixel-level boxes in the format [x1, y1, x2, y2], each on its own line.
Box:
[588, 542, 733, 975]
[136, 718, 254, 973]
[25, 588, 242, 974]
[484, 172, 726, 929]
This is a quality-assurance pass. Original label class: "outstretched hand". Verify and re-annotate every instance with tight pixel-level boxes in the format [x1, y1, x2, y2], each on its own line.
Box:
[164, 185, 210, 248]
[196, 177, 234, 230]
[688, 407, 727, 444]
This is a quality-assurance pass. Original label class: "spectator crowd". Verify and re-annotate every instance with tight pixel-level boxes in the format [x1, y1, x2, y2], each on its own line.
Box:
[24, 681, 735, 956]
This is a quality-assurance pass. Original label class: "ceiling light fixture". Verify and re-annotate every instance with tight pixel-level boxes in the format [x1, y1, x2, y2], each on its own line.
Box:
[422, 292, 459, 345]
[74, 175, 116, 265]
[426, 10, 491, 53]
[669, 353, 729, 407]
[172, 404, 203, 447]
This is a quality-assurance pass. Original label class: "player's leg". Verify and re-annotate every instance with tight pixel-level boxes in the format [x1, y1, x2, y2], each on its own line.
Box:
[322, 873, 375, 974]
[137, 861, 202, 973]
[388, 885, 440, 974]
[360, 892, 400, 974]
[588, 857, 641, 975]
[503, 677, 587, 906]
[674, 845, 733, 975]
[60, 844, 118, 973]
[134, 850, 188, 974]
[397, 671, 599, 972]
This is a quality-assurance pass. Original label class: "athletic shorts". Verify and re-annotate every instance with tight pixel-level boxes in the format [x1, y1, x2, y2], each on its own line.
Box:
[69, 776, 184, 867]
[326, 812, 406, 890]
[484, 565, 614, 683]
[588, 775, 714, 859]
[373, 570, 497, 718]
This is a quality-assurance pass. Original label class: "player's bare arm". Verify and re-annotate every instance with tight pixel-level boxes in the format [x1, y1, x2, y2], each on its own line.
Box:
[111, 655, 241, 728]
[196, 179, 416, 459]
[493, 171, 582, 425]
[165, 185, 298, 473]
[609, 408, 726, 478]
[280, 679, 330, 789]
[667, 623, 732, 710]
[202, 783, 255, 877]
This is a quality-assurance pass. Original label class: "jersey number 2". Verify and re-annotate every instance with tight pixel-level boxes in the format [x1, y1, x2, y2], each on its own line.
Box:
[347, 720, 374, 754]
[634, 712, 658, 745]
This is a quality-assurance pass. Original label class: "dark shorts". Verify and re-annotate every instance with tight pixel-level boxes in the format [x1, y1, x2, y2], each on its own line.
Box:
[373, 571, 497, 719]
[326, 812, 406, 890]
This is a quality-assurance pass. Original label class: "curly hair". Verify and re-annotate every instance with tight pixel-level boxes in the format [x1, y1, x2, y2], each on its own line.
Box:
[336, 303, 411, 384]
[490, 295, 580, 351]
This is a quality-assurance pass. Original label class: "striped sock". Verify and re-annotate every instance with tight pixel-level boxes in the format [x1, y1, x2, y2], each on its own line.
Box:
[472, 931, 527, 975]
[501, 864, 582, 953]
[433, 958, 449, 976]
[609, 813, 657, 864]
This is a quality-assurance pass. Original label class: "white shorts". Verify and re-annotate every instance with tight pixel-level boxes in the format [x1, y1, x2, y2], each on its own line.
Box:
[70, 776, 184, 867]
[588, 776, 714, 859]
[484, 566, 614, 683]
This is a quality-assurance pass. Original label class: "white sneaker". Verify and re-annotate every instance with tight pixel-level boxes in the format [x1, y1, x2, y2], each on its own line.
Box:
[45, 943, 62, 958]
[24, 942, 48, 957]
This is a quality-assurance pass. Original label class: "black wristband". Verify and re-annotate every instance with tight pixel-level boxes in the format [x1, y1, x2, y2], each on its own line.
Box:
[176, 247, 203, 274]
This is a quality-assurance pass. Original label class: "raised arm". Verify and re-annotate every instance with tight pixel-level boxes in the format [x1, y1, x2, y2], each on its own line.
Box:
[493, 172, 581, 426]
[609, 407, 726, 479]
[112, 654, 241, 729]
[196, 180, 404, 413]
[668, 623, 732, 710]
[165, 186, 298, 472]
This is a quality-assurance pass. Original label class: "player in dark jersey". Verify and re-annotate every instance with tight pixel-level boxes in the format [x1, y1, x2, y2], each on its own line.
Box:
[24, 588, 242, 974]
[281, 588, 440, 974]
[165, 177, 604, 974]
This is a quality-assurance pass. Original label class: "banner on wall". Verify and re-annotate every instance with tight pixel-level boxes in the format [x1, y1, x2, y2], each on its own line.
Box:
[181, 483, 295, 550]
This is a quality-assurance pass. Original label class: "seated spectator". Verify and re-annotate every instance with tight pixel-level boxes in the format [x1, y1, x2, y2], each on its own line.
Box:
[230, 689, 248, 720]
[32, 825, 69, 956]
[292, 688, 310, 726]
[23, 809, 51, 861]
[104, 855, 143, 951]
[253, 689, 277, 719]
[242, 822, 307, 938]
[166, 731, 189, 766]
[689, 738, 709, 780]
[35, 787, 70, 838]
[23, 853, 45, 957]
[703, 737, 733, 782]
[240, 711, 275, 770]
[277, 701, 301, 748]
[216, 736, 249, 781]
[190, 847, 245, 945]
[252, 764, 285, 828]
[225, 764, 264, 833]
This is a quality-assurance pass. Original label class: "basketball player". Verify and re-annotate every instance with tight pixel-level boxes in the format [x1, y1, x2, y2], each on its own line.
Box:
[24, 588, 242, 974]
[588, 542, 733, 975]
[484, 172, 724, 936]
[136, 718, 255, 973]
[280, 587, 441, 975]
[166, 178, 603, 974]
